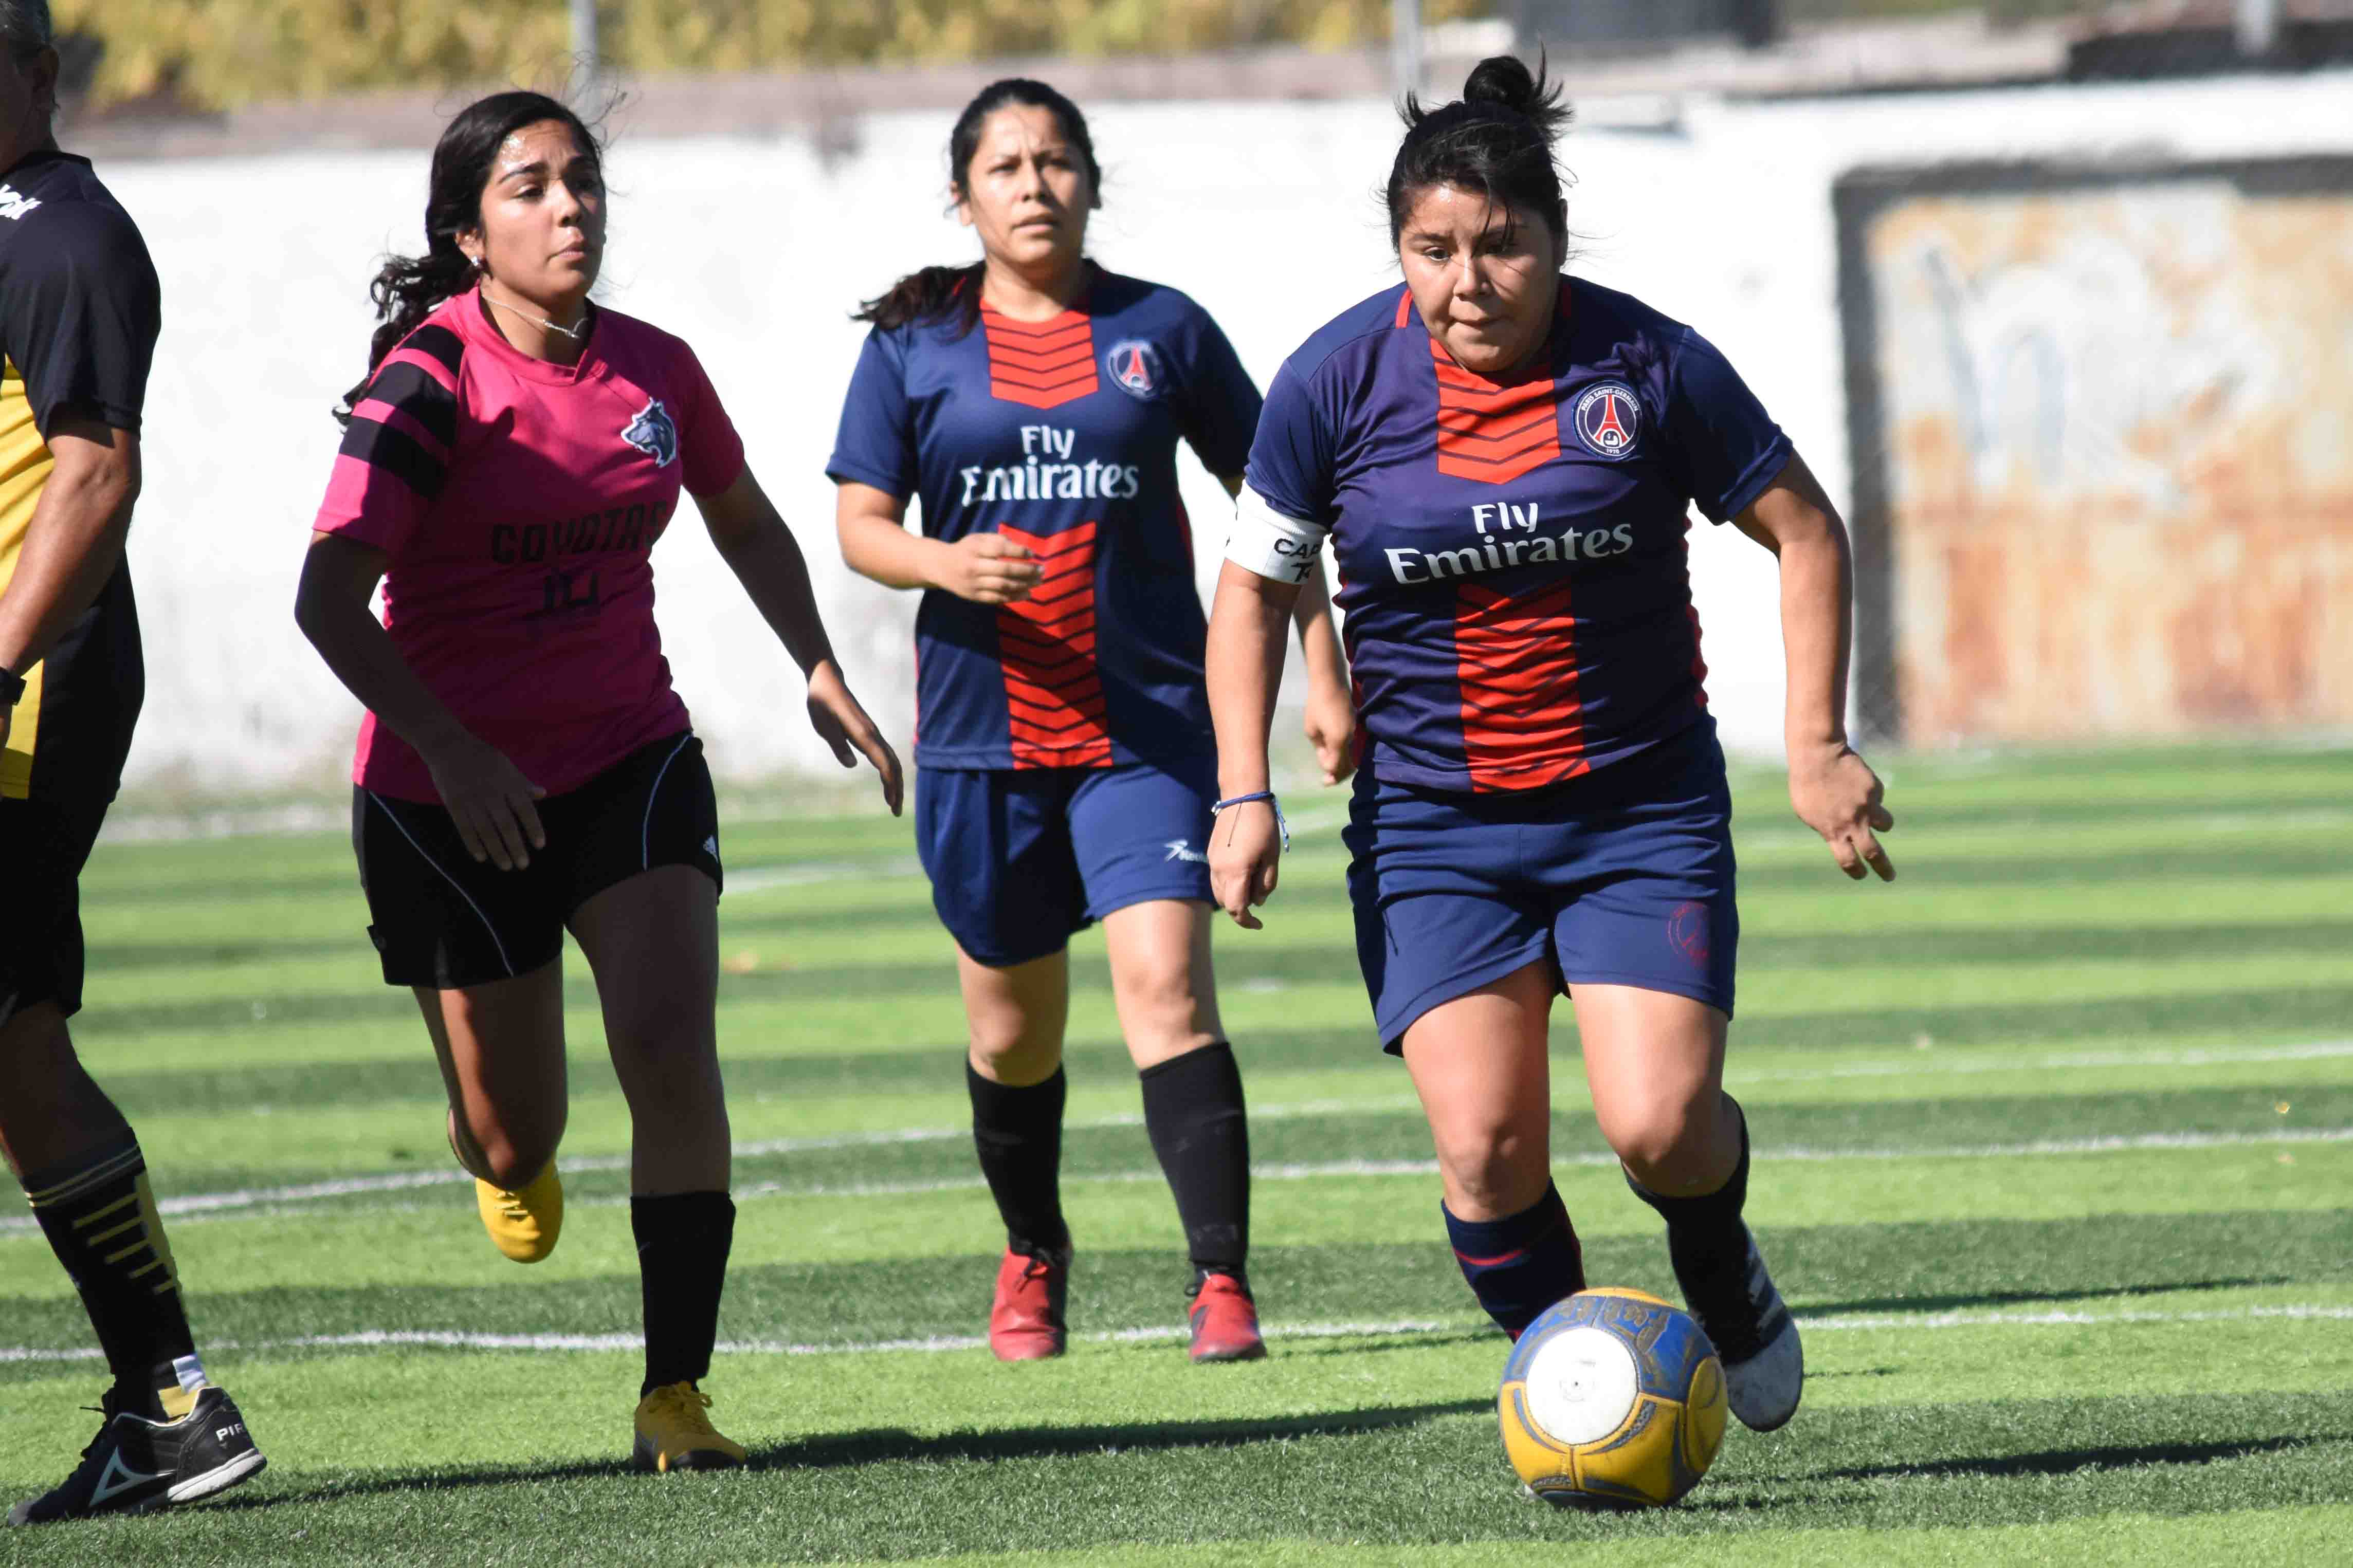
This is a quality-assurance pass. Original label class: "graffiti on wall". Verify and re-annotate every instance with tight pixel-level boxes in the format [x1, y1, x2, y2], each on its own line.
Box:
[1839, 160, 2353, 744]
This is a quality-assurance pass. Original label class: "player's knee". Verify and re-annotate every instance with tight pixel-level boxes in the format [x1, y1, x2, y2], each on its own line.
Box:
[968, 1028, 1062, 1086]
[1605, 1096, 1721, 1193]
[1111, 959, 1211, 1052]
[0, 1004, 77, 1073]
[1435, 1121, 1550, 1216]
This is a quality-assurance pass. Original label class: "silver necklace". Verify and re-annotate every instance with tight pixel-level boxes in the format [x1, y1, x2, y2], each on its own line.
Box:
[483, 288, 590, 341]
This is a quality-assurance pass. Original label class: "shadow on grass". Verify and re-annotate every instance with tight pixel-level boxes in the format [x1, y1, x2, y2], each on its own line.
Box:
[1814, 1432, 2343, 1485]
[202, 1397, 1492, 1513]
[1799, 1275, 2291, 1318]
[1684, 1429, 2353, 1513]
[765, 1398, 1492, 1469]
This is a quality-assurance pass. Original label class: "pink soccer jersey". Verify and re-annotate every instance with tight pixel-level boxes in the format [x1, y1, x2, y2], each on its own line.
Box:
[313, 289, 746, 802]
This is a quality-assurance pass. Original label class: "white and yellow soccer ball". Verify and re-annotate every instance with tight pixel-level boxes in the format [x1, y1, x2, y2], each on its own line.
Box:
[1498, 1287, 1727, 1508]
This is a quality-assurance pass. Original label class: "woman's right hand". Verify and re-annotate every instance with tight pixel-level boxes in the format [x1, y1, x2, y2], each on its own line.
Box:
[1208, 799, 1284, 931]
[935, 532, 1042, 604]
[422, 732, 548, 871]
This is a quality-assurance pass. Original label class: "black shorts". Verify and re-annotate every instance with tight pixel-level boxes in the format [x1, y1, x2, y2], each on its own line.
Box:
[0, 795, 110, 1028]
[353, 731, 722, 990]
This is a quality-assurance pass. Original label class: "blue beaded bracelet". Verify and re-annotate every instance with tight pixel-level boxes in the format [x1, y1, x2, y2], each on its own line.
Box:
[1211, 790, 1289, 851]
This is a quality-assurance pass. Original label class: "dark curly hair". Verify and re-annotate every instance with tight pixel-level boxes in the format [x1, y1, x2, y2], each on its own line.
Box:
[336, 91, 603, 422]
[1387, 55, 1575, 249]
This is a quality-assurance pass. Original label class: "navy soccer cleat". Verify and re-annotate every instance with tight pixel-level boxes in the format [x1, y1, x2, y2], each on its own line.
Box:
[1675, 1224, 1802, 1432]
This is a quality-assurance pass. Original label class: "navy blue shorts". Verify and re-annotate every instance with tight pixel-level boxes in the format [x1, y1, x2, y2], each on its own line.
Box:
[916, 755, 1216, 969]
[1343, 720, 1738, 1052]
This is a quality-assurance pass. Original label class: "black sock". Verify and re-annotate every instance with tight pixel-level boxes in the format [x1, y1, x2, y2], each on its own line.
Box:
[1444, 1183, 1586, 1339]
[25, 1134, 204, 1420]
[1139, 1042, 1251, 1283]
[1625, 1096, 1752, 1295]
[632, 1192, 735, 1397]
[967, 1063, 1069, 1257]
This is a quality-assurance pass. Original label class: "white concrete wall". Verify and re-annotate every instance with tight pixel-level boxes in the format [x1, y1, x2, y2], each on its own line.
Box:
[96, 69, 2353, 792]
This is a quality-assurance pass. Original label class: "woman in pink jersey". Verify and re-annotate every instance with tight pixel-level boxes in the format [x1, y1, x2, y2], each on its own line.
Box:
[294, 91, 901, 1472]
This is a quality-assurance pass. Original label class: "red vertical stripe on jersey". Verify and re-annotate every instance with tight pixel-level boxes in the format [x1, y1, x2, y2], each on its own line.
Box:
[1455, 578, 1589, 791]
[1432, 340, 1562, 485]
[997, 522, 1113, 768]
[982, 307, 1099, 409]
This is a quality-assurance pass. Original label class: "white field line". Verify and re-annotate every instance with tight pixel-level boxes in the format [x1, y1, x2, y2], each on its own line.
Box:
[4, 1123, 2344, 1239]
[7, 1304, 2349, 1369]
[717, 1127, 2353, 1204]
[725, 857, 925, 894]
[1734, 804, 2353, 853]
[2, 1039, 2342, 1233]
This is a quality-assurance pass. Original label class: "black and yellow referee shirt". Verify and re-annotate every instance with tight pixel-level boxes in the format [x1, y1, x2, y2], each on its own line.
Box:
[0, 150, 157, 803]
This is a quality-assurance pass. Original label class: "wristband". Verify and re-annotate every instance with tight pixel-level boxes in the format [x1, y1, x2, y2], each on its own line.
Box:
[1211, 790, 1289, 851]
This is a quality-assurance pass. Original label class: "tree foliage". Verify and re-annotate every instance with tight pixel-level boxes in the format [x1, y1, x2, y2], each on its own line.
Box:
[57, 1, 1484, 110]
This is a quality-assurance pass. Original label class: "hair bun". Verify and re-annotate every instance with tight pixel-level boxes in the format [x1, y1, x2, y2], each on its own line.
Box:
[1460, 54, 1572, 138]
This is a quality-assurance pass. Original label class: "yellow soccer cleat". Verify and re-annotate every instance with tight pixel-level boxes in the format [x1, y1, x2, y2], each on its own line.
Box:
[632, 1382, 746, 1473]
[473, 1165, 562, 1263]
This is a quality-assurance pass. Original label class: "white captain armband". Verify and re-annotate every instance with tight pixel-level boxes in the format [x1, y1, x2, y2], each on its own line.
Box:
[1224, 485, 1330, 586]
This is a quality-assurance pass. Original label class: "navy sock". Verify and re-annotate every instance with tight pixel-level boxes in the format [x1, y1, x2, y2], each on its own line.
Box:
[1626, 1097, 1752, 1292]
[1139, 1042, 1250, 1283]
[967, 1063, 1070, 1258]
[1444, 1183, 1585, 1338]
[632, 1191, 734, 1397]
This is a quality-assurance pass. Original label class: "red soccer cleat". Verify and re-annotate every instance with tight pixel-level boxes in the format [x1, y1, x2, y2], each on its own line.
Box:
[1187, 1272, 1267, 1363]
[988, 1247, 1069, 1361]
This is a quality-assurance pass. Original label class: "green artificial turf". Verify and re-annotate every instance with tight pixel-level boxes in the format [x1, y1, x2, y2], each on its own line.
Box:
[3, 744, 2349, 1565]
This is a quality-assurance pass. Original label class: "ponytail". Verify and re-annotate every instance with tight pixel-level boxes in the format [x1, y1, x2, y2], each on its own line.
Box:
[335, 247, 475, 425]
[853, 262, 985, 336]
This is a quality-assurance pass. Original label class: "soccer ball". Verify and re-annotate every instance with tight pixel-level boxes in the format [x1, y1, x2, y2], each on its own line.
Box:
[1498, 1287, 1727, 1508]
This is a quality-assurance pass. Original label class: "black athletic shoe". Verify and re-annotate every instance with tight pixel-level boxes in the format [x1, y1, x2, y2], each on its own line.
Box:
[1675, 1224, 1803, 1432]
[6, 1386, 266, 1525]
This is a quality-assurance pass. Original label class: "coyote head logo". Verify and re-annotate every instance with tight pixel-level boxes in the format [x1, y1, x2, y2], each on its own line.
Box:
[621, 398, 679, 467]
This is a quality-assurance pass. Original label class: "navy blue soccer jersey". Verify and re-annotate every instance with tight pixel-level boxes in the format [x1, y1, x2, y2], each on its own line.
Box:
[1232, 278, 1792, 795]
[828, 267, 1261, 770]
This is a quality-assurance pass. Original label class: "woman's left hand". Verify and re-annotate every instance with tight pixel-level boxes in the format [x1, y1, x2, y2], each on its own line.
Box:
[807, 660, 904, 816]
[1789, 740, 1894, 881]
[1303, 679, 1357, 786]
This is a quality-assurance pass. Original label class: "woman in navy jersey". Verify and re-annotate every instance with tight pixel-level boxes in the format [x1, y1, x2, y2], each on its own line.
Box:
[1206, 57, 1896, 1432]
[831, 79, 1355, 1362]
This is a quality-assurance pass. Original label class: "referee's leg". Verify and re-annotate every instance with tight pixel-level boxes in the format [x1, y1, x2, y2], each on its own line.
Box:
[3, 798, 267, 1523]
[0, 796, 207, 1423]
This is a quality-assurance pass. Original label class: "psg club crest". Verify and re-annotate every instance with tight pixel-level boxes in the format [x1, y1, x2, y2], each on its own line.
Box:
[621, 398, 679, 468]
[1105, 339, 1165, 401]
[1572, 380, 1643, 461]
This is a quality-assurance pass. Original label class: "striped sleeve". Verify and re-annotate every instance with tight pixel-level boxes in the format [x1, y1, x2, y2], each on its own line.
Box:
[312, 323, 465, 555]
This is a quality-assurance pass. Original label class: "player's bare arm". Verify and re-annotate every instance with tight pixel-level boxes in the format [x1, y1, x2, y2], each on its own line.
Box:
[1734, 451, 1894, 882]
[0, 417, 139, 750]
[699, 468, 903, 814]
[293, 531, 547, 870]
[835, 479, 1041, 605]
[1220, 470, 1355, 785]
[1204, 559, 1299, 930]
